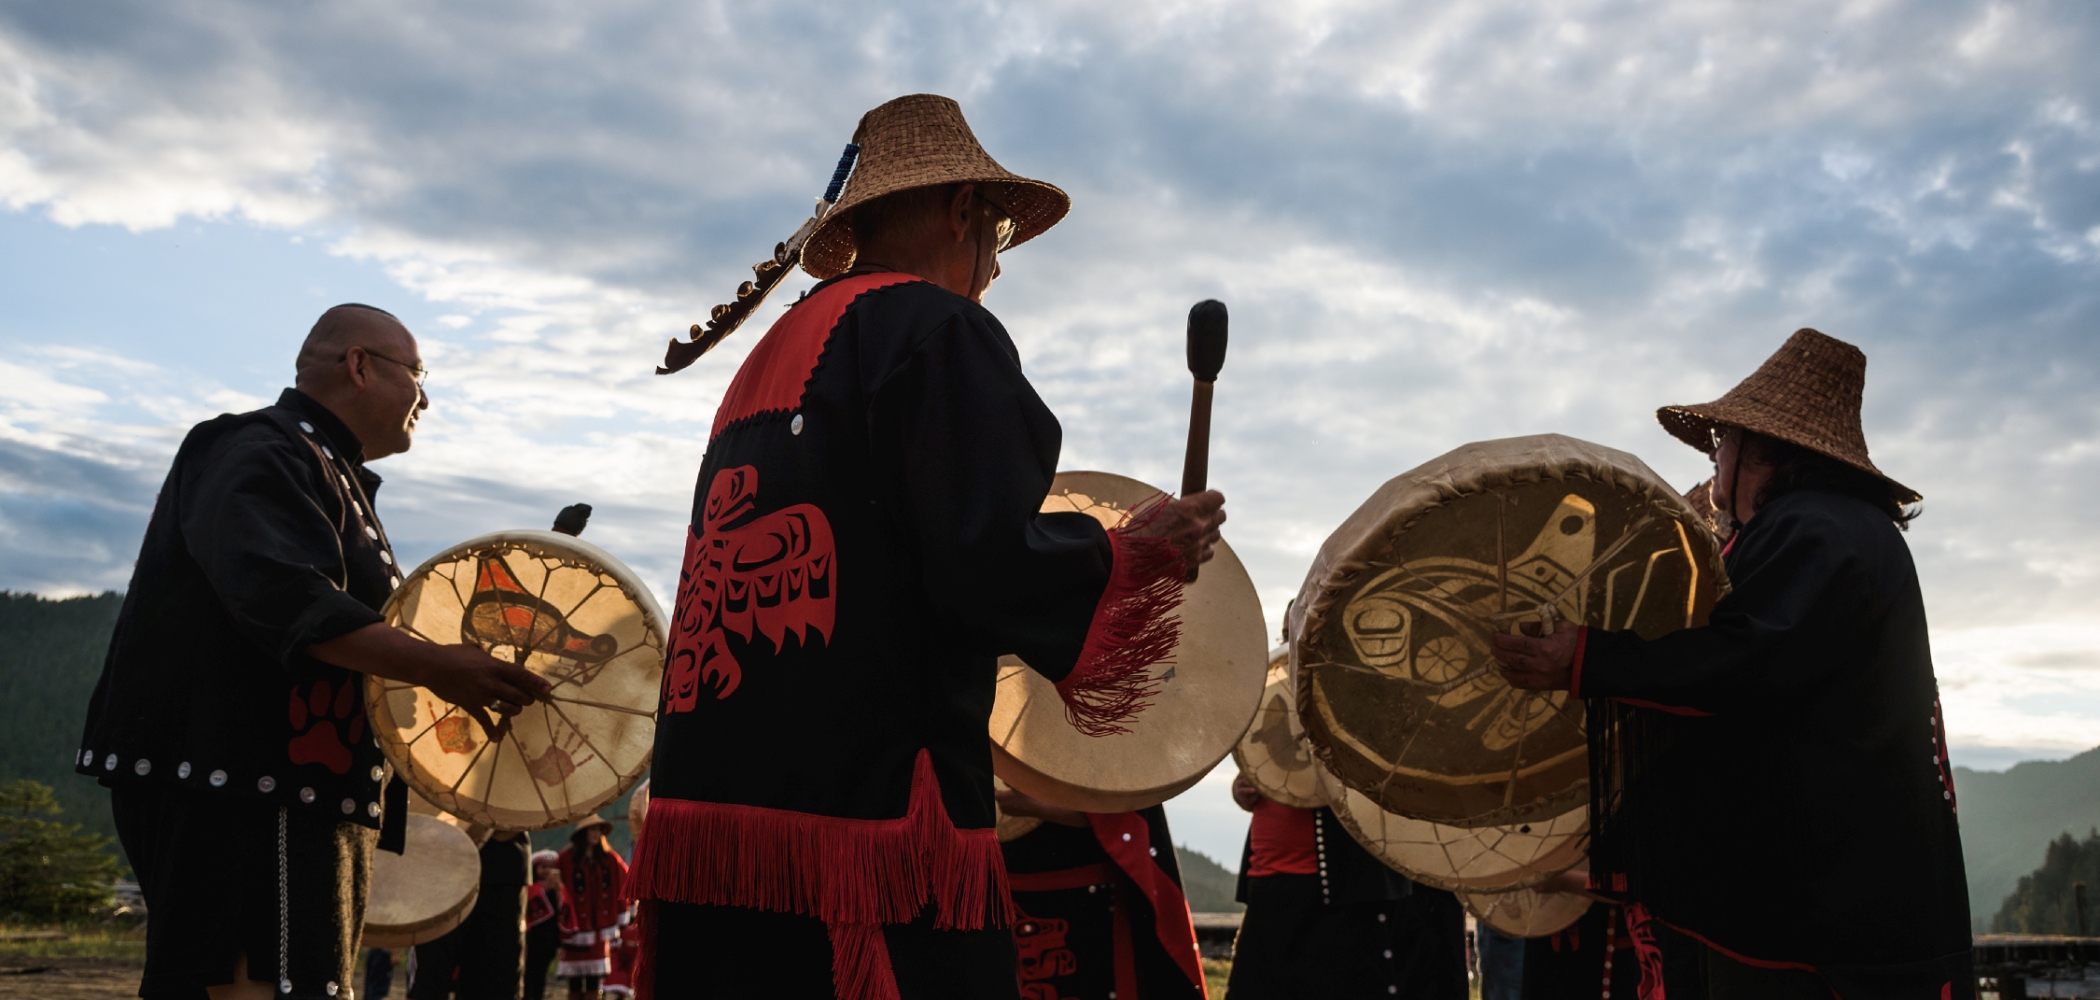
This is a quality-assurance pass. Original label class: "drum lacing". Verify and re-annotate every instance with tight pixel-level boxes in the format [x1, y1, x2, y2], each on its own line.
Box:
[277, 807, 292, 995]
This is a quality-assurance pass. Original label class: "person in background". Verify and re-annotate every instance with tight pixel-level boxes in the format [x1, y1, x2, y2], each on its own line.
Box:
[996, 789, 1207, 999]
[557, 816, 630, 1000]
[408, 830, 531, 1000]
[1476, 923, 1524, 1000]
[1225, 773, 1467, 999]
[524, 850, 563, 1000]
[365, 948, 396, 999]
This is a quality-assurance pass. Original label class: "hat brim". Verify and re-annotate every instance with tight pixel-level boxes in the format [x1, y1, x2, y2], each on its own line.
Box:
[801, 177, 1070, 281]
[1657, 402, 1921, 505]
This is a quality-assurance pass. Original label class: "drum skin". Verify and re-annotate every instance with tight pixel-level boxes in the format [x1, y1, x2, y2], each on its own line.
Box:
[1231, 647, 1324, 810]
[1460, 884, 1593, 938]
[1291, 435, 1726, 827]
[1315, 757, 1587, 894]
[364, 813, 482, 947]
[992, 776, 1044, 843]
[989, 472, 1269, 813]
[369, 530, 666, 833]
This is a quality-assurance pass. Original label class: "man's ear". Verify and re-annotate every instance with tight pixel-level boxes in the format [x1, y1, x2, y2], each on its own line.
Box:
[341, 346, 371, 390]
[946, 183, 976, 244]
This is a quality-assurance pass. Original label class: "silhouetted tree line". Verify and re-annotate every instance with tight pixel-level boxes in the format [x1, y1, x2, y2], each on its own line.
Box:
[1993, 828, 2100, 935]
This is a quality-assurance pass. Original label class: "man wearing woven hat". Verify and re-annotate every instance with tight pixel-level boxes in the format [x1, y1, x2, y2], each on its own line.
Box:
[627, 95, 1226, 999]
[1492, 329, 1971, 998]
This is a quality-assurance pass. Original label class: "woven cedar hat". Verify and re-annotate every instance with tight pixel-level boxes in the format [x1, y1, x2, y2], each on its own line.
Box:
[1656, 328, 1920, 504]
[801, 94, 1069, 280]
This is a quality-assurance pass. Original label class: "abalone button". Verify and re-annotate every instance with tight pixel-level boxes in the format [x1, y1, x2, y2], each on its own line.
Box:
[300, 787, 316, 803]
[104, 754, 117, 771]
[178, 762, 192, 779]
[299, 421, 315, 433]
[133, 759, 151, 776]
[209, 770, 228, 787]
[258, 776, 276, 792]
[341, 798, 356, 814]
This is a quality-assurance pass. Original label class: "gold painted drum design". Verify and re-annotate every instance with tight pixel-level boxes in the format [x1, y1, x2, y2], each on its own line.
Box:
[1460, 884, 1593, 938]
[369, 530, 666, 832]
[1315, 758, 1587, 893]
[364, 813, 482, 947]
[989, 471, 1269, 813]
[1231, 646, 1324, 810]
[1291, 435, 1726, 828]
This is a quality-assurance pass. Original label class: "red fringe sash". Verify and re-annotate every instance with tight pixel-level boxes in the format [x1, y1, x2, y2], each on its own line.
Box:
[625, 749, 1012, 1000]
[1054, 495, 1188, 737]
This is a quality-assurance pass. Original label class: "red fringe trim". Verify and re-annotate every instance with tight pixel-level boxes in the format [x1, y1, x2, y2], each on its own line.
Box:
[1054, 494, 1187, 737]
[624, 749, 1012, 1000]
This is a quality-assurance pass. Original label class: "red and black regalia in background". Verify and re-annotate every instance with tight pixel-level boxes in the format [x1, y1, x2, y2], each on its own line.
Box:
[558, 836, 631, 989]
[525, 853, 563, 1000]
[1000, 806, 1207, 1000]
[1226, 800, 1467, 999]
[1569, 330, 1972, 999]
[625, 266, 1185, 998]
[76, 387, 409, 1000]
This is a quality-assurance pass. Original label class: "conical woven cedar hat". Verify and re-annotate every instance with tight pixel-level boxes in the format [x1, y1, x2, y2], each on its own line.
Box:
[802, 94, 1070, 280]
[1656, 328, 1920, 505]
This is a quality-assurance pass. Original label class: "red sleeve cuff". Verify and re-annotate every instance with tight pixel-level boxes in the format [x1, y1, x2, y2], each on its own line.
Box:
[1568, 625, 1589, 699]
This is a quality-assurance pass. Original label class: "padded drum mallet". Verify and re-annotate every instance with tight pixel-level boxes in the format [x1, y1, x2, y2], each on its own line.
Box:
[1181, 299, 1229, 498]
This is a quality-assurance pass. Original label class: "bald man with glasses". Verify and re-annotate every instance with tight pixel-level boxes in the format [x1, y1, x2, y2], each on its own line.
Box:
[78, 303, 548, 1000]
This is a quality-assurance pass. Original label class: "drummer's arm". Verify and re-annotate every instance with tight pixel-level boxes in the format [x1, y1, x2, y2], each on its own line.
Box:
[309, 626, 549, 734]
[1495, 506, 1864, 713]
[873, 311, 1211, 734]
[183, 432, 547, 733]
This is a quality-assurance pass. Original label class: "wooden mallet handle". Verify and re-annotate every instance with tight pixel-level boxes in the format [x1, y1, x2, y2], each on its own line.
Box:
[1181, 300, 1228, 497]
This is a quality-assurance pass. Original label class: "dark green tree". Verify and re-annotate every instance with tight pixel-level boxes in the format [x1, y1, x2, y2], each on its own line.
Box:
[0, 779, 120, 920]
[1992, 828, 2100, 934]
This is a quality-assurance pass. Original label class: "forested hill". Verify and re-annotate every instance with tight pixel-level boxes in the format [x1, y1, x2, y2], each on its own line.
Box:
[0, 591, 125, 851]
[1956, 747, 2100, 932]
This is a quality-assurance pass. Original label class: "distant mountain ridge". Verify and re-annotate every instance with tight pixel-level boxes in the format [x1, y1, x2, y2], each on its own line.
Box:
[1955, 746, 2100, 932]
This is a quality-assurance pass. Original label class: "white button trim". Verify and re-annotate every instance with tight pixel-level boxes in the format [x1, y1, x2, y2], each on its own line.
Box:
[299, 421, 315, 433]
[104, 754, 117, 771]
[209, 770, 228, 787]
[791, 413, 805, 435]
[342, 798, 357, 814]
[371, 765, 386, 782]
[368, 801, 382, 818]
[258, 776, 276, 793]
[178, 762, 192, 779]
[134, 759, 151, 776]
[301, 788, 316, 803]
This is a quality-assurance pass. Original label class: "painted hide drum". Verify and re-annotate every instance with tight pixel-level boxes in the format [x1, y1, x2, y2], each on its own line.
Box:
[1315, 757, 1587, 893]
[1460, 884, 1593, 939]
[369, 530, 666, 832]
[1290, 434, 1726, 827]
[364, 813, 483, 947]
[1231, 646, 1324, 810]
[990, 471, 1270, 812]
[992, 776, 1045, 843]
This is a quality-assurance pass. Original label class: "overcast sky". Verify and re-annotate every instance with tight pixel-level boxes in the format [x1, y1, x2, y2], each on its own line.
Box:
[2, 0, 2096, 865]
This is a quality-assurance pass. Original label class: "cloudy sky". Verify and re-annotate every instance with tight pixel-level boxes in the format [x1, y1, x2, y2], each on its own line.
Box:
[2, 1, 2096, 864]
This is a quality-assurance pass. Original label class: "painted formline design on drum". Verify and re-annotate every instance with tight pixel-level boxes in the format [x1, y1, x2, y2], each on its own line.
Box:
[1290, 434, 1728, 829]
[370, 531, 665, 833]
[1232, 646, 1324, 811]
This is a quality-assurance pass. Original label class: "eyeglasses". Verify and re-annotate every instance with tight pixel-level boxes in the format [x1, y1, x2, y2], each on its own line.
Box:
[1710, 426, 1738, 451]
[347, 347, 428, 389]
[976, 192, 1016, 252]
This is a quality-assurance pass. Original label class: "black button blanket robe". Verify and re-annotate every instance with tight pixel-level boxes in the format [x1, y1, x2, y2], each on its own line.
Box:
[628, 273, 1184, 1000]
[1575, 489, 1973, 998]
[1000, 806, 1207, 1000]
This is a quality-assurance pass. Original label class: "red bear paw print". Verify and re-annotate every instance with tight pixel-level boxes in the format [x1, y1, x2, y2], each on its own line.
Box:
[288, 678, 365, 775]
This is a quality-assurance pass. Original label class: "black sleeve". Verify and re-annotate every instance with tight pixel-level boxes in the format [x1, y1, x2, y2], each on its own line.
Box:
[871, 309, 1112, 681]
[1578, 504, 1868, 713]
[178, 432, 383, 665]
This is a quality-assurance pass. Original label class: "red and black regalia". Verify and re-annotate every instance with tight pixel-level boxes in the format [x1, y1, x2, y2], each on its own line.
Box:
[626, 272, 1184, 999]
[1000, 806, 1207, 1000]
[1226, 800, 1467, 999]
[1519, 900, 1644, 1000]
[558, 843, 632, 981]
[75, 388, 407, 1000]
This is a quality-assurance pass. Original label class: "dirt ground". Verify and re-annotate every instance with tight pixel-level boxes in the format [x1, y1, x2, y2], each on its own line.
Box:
[0, 956, 144, 1000]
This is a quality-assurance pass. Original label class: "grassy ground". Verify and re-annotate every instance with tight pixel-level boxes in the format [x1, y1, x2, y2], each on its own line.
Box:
[0, 923, 145, 1000]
